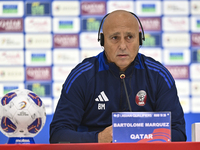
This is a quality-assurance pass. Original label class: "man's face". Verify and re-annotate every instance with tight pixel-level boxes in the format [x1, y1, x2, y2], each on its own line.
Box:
[103, 12, 140, 71]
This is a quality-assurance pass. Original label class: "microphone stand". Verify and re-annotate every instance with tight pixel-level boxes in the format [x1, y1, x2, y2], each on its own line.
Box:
[120, 72, 132, 112]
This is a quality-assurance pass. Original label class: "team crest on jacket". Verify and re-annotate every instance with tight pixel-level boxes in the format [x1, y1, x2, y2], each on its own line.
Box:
[135, 90, 147, 106]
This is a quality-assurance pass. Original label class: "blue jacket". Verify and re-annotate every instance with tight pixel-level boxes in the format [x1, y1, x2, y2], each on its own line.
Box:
[50, 51, 186, 143]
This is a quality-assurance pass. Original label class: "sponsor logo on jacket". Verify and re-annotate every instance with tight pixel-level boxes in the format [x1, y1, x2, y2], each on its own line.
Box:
[95, 91, 109, 110]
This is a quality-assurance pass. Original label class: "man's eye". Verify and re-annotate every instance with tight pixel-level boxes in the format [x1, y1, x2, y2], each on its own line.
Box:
[112, 36, 118, 40]
[127, 35, 133, 39]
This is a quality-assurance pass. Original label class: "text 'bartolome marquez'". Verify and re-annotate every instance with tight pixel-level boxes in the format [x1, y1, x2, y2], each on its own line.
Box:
[113, 122, 170, 127]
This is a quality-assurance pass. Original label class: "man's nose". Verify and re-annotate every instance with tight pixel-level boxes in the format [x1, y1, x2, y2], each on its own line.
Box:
[119, 38, 126, 50]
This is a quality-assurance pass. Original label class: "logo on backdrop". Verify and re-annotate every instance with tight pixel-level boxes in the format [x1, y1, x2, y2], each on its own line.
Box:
[191, 33, 200, 47]
[26, 2, 50, 15]
[25, 50, 52, 66]
[0, 34, 24, 49]
[190, 17, 200, 32]
[163, 49, 190, 65]
[81, 1, 106, 15]
[163, 1, 189, 15]
[191, 1, 200, 15]
[0, 2, 24, 17]
[2, 85, 24, 95]
[162, 17, 189, 31]
[52, 82, 63, 98]
[142, 33, 161, 47]
[0, 51, 24, 65]
[26, 83, 51, 97]
[141, 4, 156, 13]
[80, 32, 99, 48]
[53, 17, 80, 33]
[139, 48, 162, 63]
[175, 80, 190, 96]
[191, 97, 200, 113]
[53, 66, 74, 82]
[107, 1, 134, 13]
[54, 34, 79, 48]
[52, 1, 80, 16]
[53, 49, 79, 65]
[0, 18, 23, 32]
[26, 67, 52, 81]
[25, 17, 51, 32]
[81, 50, 102, 61]
[135, 90, 147, 106]
[3, 4, 18, 14]
[163, 33, 190, 48]
[25, 34, 52, 49]
[190, 64, 200, 80]
[165, 65, 189, 79]
[136, 1, 161, 16]
[140, 17, 161, 31]
[0, 67, 24, 81]
[191, 49, 200, 63]
[191, 81, 200, 96]
[81, 18, 101, 32]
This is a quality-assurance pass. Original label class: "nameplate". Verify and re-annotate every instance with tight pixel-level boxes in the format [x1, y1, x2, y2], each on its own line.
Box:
[112, 112, 171, 143]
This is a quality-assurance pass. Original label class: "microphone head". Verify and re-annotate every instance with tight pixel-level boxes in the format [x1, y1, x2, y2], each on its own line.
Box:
[119, 71, 125, 79]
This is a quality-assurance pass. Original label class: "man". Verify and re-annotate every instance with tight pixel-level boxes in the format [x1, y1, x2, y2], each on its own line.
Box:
[50, 10, 186, 143]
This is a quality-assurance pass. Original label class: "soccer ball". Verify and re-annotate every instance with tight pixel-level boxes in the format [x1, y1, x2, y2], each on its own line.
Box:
[0, 89, 46, 138]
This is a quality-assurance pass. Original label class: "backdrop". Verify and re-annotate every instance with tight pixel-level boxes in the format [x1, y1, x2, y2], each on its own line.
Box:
[0, 0, 200, 144]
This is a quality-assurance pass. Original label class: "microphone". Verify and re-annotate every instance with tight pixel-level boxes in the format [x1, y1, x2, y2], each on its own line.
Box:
[119, 71, 132, 112]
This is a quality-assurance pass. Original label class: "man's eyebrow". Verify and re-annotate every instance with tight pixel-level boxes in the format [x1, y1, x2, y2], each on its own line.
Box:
[126, 32, 136, 36]
[109, 32, 120, 38]
[109, 32, 136, 38]
[126, 32, 133, 34]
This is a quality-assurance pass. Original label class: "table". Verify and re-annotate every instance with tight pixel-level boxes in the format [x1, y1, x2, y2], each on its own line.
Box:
[0, 142, 200, 150]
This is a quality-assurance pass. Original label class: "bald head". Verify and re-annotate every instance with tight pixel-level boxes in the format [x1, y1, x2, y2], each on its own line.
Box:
[102, 10, 140, 34]
[100, 10, 141, 71]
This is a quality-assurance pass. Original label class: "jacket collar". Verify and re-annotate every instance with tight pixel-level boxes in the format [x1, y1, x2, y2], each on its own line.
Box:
[101, 51, 143, 78]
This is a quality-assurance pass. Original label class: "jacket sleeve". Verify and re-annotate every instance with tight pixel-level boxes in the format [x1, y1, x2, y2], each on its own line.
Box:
[49, 69, 99, 143]
[155, 78, 187, 141]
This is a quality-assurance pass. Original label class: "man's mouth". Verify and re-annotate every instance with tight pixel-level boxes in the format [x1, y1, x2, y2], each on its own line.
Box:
[117, 54, 128, 57]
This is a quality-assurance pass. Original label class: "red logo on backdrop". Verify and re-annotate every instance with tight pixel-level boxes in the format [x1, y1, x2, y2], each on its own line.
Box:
[165, 65, 189, 79]
[140, 17, 161, 31]
[135, 90, 147, 106]
[0, 18, 23, 32]
[54, 34, 79, 48]
[111, 2, 132, 10]
[26, 67, 52, 81]
[191, 33, 200, 47]
[81, 2, 106, 15]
